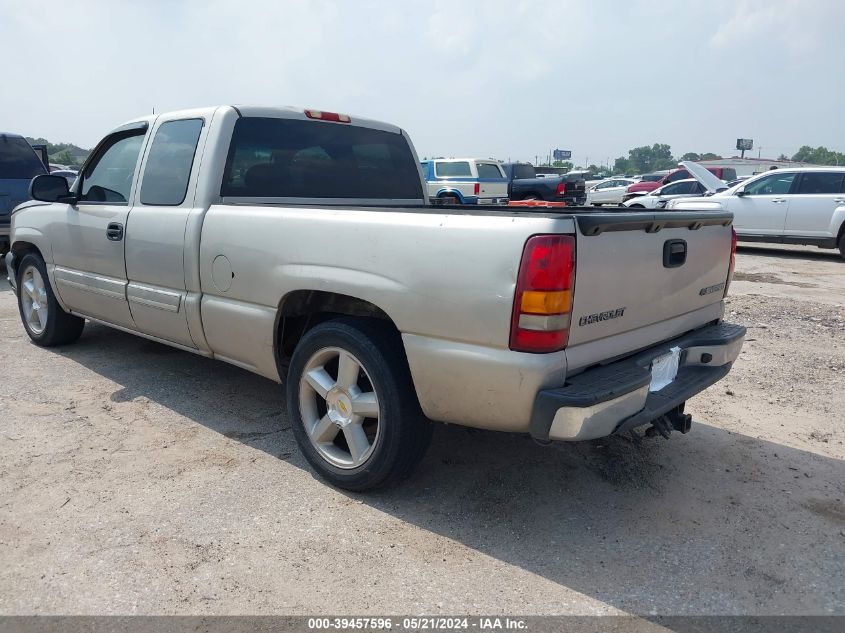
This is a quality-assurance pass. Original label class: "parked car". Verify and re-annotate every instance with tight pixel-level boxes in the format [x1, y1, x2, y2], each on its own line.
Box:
[420, 158, 509, 205]
[50, 170, 78, 186]
[669, 166, 845, 258]
[624, 179, 708, 209]
[0, 133, 48, 256]
[502, 162, 586, 205]
[625, 166, 737, 198]
[6, 105, 744, 491]
[586, 178, 636, 206]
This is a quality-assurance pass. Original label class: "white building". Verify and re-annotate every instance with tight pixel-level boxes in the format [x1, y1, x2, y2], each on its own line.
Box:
[697, 157, 820, 177]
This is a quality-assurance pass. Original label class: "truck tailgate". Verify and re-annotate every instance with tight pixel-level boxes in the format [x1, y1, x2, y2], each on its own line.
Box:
[566, 211, 734, 351]
[478, 180, 509, 199]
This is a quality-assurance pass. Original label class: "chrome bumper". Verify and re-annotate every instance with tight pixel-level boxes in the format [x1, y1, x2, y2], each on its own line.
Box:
[531, 322, 746, 441]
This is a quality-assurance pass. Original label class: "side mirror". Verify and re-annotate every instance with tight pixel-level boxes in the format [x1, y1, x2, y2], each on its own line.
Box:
[29, 174, 75, 203]
[736, 188, 747, 197]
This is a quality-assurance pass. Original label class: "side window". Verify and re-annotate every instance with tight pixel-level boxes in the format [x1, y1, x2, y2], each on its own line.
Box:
[795, 172, 845, 195]
[477, 163, 504, 179]
[140, 119, 204, 206]
[744, 173, 797, 196]
[660, 182, 684, 195]
[420, 162, 430, 178]
[435, 161, 472, 178]
[79, 132, 145, 203]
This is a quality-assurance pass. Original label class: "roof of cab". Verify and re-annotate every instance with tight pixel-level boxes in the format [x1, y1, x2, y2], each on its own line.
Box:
[115, 105, 403, 135]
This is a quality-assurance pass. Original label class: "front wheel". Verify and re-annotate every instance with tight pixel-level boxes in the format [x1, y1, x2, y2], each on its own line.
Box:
[628, 203, 645, 208]
[16, 253, 85, 346]
[286, 318, 432, 491]
[838, 233, 845, 259]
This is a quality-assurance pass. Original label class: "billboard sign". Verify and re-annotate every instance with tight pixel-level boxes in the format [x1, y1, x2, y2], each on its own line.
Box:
[553, 149, 572, 160]
[736, 138, 753, 151]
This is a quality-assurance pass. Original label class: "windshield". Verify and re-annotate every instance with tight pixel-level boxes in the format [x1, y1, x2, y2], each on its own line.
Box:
[0, 135, 46, 179]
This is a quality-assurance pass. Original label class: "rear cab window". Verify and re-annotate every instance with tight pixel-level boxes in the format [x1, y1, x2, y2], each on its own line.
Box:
[513, 164, 535, 179]
[221, 117, 423, 201]
[0, 135, 46, 180]
[665, 170, 690, 184]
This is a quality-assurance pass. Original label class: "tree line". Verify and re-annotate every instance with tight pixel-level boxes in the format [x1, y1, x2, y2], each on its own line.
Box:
[553, 144, 845, 176]
[25, 137, 90, 168]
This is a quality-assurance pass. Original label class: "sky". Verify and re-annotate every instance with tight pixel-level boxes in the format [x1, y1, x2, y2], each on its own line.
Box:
[2, 0, 844, 167]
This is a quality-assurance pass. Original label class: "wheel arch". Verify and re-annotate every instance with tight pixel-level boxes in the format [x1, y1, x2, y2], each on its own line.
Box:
[436, 188, 465, 203]
[274, 289, 400, 378]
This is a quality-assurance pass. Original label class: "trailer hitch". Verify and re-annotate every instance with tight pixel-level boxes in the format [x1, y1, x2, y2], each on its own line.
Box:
[645, 404, 692, 439]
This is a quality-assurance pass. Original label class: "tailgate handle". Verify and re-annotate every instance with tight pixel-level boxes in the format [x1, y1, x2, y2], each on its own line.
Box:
[663, 239, 687, 268]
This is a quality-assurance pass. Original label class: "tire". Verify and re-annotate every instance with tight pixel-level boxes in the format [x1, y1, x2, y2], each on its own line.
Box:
[16, 253, 85, 347]
[286, 317, 432, 491]
[439, 194, 460, 205]
[838, 233, 845, 259]
[523, 193, 541, 201]
[629, 203, 645, 208]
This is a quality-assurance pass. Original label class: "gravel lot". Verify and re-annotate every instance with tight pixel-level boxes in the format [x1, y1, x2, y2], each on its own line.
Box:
[0, 244, 842, 616]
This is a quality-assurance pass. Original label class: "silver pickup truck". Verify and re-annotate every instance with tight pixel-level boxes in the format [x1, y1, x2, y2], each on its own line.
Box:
[5, 105, 745, 490]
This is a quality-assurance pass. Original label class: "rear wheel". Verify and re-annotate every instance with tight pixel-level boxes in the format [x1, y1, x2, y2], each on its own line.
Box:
[629, 203, 645, 208]
[286, 318, 432, 491]
[16, 253, 85, 346]
[439, 194, 460, 205]
[838, 233, 845, 259]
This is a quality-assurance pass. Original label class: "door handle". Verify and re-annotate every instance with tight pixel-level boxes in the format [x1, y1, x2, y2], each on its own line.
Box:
[771, 198, 787, 204]
[833, 197, 845, 204]
[106, 222, 124, 241]
[663, 239, 687, 268]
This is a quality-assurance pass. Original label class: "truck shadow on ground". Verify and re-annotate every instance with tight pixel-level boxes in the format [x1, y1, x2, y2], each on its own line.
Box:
[737, 245, 843, 262]
[58, 323, 844, 614]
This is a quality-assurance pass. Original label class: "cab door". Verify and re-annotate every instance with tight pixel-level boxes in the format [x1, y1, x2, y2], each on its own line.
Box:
[726, 171, 798, 237]
[50, 123, 149, 328]
[124, 116, 208, 348]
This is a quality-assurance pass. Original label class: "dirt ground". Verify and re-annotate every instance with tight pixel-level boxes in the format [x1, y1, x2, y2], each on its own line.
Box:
[0, 243, 842, 616]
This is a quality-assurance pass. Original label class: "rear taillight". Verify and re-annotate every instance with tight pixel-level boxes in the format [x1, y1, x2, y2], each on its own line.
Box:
[510, 235, 576, 353]
[555, 181, 565, 196]
[474, 182, 480, 195]
[724, 227, 737, 297]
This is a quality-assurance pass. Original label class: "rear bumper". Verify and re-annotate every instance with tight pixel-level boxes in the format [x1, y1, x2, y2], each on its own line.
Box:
[552, 195, 586, 206]
[530, 322, 745, 441]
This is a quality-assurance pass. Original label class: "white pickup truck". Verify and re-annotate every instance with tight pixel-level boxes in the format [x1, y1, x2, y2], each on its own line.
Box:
[6, 105, 745, 491]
